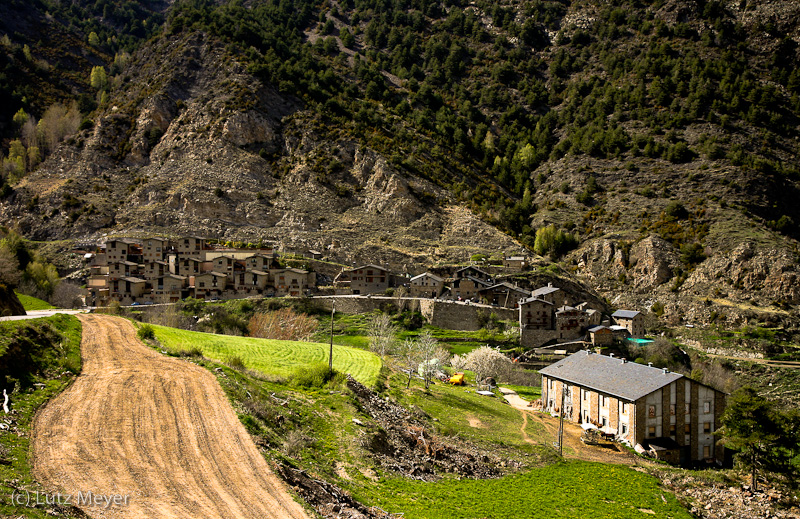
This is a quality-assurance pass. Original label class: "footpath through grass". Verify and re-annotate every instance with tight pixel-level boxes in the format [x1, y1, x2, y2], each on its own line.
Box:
[351, 460, 692, 519]
[14, 292, 55, 311]
[151, 325, 382, 387]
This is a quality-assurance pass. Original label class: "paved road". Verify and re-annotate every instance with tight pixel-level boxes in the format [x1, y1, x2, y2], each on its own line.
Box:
[0, 309, 86, 322]
[32, 314, 310, 519]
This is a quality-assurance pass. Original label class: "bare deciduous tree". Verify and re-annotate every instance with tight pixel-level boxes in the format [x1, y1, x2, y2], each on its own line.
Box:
[0, 245, 21, 288]
[249, 307, 316, 341]
[368, 313, 398, 356]
[50, 281, 82, 308]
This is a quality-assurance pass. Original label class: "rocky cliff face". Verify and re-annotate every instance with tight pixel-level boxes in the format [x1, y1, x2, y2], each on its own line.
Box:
[0, 33, 525, 267]
[0, 286, 25, 317]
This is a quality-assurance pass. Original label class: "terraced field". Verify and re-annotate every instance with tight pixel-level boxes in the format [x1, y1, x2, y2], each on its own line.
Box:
[152, 325, 382, 387]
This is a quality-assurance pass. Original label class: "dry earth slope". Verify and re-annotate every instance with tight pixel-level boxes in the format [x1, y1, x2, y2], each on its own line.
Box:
[31, 313, 310, 519]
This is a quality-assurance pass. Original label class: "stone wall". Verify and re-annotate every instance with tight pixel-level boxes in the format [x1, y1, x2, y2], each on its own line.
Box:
[314, 296, 517, 331]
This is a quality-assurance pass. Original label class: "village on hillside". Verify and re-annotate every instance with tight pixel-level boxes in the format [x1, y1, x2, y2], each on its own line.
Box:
[77, 236, 648, 349]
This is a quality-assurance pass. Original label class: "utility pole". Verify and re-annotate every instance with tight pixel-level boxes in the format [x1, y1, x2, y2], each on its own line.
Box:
[558, 382, 566, 457]
[329, 300, 336, 371]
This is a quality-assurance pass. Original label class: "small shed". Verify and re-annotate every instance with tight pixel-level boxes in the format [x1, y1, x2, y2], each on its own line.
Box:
[588, 325, 614, 346]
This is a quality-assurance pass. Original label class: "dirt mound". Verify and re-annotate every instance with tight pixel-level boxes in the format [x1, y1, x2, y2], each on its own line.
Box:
[346, 376, 504, 481]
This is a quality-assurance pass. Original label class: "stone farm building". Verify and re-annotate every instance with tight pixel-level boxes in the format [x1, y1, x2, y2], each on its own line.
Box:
[540, 350, 726, 465]
[84, 237, 315, 305]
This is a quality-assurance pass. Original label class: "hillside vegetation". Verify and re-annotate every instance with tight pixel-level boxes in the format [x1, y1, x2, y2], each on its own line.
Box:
[1, 0, 799, 319]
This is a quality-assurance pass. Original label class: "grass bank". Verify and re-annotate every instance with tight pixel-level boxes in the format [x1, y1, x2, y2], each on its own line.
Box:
[0, 314, 83, 518]
[14, 292, 55, 311]
[350, 461, 692, 519]
[150, 325, 382, 387]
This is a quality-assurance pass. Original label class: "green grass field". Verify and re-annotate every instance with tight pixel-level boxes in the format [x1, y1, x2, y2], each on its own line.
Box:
[151, 325, 382, 387]
[14, 292, 55, 311]
[350, 461, 692, 519]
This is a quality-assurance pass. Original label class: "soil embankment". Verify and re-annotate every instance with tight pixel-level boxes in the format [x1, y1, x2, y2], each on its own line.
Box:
[31, 313, 310, 519]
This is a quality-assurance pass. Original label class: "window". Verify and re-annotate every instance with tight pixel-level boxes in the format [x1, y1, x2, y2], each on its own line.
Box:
[703, 445, 711, 459]
[703, 422, 712, 433]
[685, 403, 691, 415]
[670, 404, 676, 416]
[199, 282, 205, 288]
[648, 405, 657, 418]
[621, 424, 628, 435]
[621, 403, 627, 414]
[648, 426, 656, 437]
[703, 401, 711, 414]
[601, 395, 607, 408]
[669, 425, 676, 436]
[582, 389, 588, 401]
[685, 423, 691, 434]
[601, 417, 608, 427]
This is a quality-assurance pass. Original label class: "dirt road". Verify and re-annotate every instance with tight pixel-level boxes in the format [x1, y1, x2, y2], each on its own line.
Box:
[31, 314, 310, 519]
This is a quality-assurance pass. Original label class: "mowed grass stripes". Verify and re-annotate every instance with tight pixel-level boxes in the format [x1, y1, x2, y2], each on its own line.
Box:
[151, 325, 382, 387]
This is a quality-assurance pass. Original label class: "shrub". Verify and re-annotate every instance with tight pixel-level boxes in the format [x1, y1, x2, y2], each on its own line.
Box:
[137, 324, 155, 341]
[226, 355, 246, 370]
[290, 362, 344, 389]
[533, 224, 579, 259]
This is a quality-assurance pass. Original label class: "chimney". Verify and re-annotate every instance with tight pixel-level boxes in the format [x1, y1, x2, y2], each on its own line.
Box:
[663, 368, 669, 374]
[648, 362, 653, 367]
[609, 353, 615, 358]
[621, 358, 627, 363]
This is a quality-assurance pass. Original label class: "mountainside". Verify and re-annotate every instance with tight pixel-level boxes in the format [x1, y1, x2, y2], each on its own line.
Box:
[1, 0, 800, 321]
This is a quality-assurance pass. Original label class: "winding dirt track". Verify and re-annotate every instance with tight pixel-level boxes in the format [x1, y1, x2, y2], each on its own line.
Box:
[31, 314, 310, 519]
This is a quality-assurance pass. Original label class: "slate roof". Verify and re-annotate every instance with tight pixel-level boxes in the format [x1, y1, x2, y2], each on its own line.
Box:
[411, 273, 444, 283]
[539, 350, 683, 402]
[612, 309, 641, 319]
[588, 325, 609, 333]
[531, 285, 560, 297]
[520, 296, 553, 305]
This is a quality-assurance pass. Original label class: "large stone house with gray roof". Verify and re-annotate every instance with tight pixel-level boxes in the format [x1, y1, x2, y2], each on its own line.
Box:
[612, 309, 645, 337]
[540, 350, 726, 465]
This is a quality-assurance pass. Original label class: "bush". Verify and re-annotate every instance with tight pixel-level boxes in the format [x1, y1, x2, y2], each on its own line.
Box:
[226, 355, 246, 370]
[290, 363, 344, 389]
[137, 324, 155, 341]
[533, 224, 579, 259]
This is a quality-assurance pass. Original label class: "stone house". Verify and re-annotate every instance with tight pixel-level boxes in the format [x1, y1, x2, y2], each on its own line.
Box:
[143, 261, 169, 280]
[477, 282, 530, 308]
[612, 310, 645, 338]
[193, 272, 228, 299]
[555, 306, 590, 340]
[175, 236, 209, 258]
[409, 273, 445, 298]
[540, 350, 726, 465]
[502, 256, 528, 269]
[110, 277, 148, 304]
[336, 265, 391, 295]
[104, 238, 139, 263]
[530, 283, 567, 308]
[588, 325, 614, 346]
[108, 261, 141, 281]
[244, 254, 275, 272]
[235, 270, 270, 292]
[154, 274, 188, 303]
[454, 266, 492, 283]
[450, 275, 492, 301]
[170, 256, 205, 277]
[273, 268, 313, 296]
[212, 256, 238, 280]
[142, 238, 170, 263]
